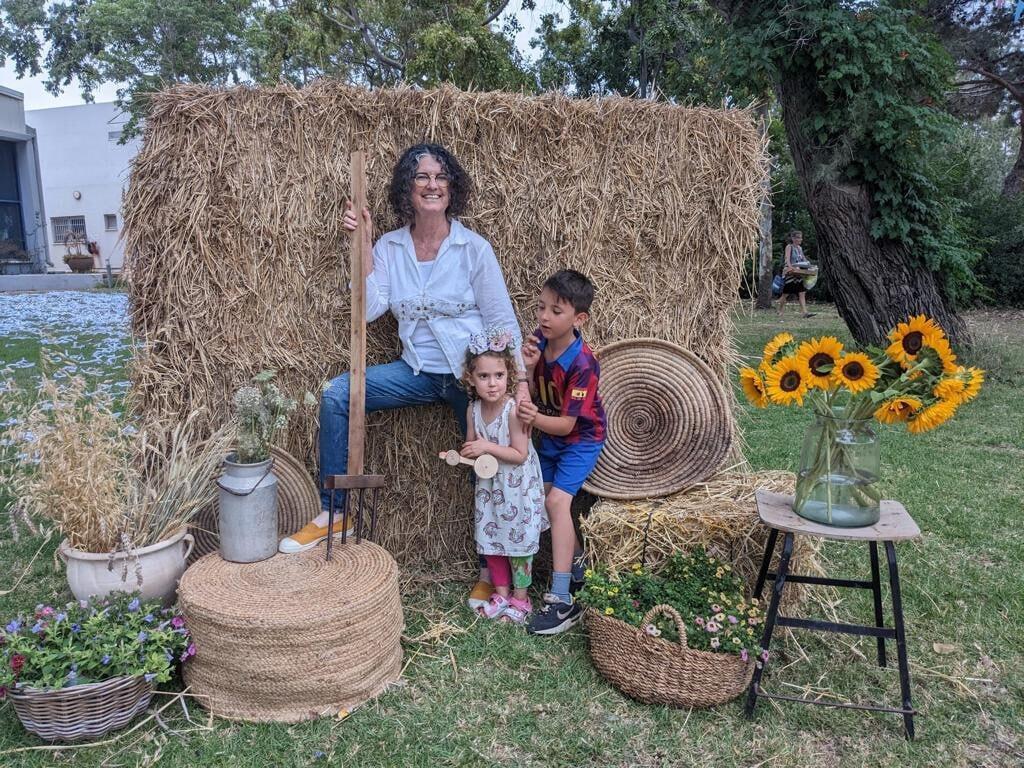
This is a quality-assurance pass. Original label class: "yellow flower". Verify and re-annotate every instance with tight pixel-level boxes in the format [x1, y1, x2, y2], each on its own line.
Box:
[885, 315, 946, 367]
[762, 332, 794, 366]
[933, 376, 966, 404]
[929, 336, 959, 374]
[584, 569, 594, 579]
[907, 399, 957, 434]
[714, 613, 726, 622]
[738, 366, 769, 408]
[630, 564, 642, 573]
[961, 367, 984, 403]
[604, 607, 614, 616]
[874, 396, 923, 424]
[832, 352, 879, 394]
[764, 356, 812, 406]
[732, 637, 741, 644]
[796, 336, 844, 389]
[747, 628, 754, 636]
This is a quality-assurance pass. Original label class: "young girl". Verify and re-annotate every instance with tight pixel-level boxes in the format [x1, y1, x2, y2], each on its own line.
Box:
[461, 328, 547, 624]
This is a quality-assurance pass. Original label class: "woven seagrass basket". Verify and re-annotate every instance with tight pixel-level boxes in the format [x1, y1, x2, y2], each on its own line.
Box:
[8, 675, 154, 742]
[585, 604, 753, 708]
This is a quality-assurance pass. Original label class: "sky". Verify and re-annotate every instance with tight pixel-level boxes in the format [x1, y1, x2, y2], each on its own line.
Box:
[0, 1, 559, 111]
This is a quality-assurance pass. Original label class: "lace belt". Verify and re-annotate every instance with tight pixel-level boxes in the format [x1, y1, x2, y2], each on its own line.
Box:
[393, 296, 475, 322]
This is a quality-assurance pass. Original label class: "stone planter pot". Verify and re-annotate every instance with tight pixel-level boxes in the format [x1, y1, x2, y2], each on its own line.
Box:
[58, 528, 194, 607]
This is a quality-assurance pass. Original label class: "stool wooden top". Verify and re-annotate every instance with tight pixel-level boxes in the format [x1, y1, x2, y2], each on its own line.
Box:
[755, 490, 921, 542]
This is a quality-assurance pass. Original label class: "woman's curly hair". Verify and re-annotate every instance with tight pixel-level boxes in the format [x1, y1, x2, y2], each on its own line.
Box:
[388, 144, 473, 226]
[462, 348, 517, 401]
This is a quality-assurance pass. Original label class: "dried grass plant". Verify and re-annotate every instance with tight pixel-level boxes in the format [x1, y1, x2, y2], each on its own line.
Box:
[123, 82, 769, 563]
[5, 375, 232, 553]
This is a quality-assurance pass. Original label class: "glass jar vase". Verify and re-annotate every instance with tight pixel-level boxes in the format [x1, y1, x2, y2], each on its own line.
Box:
[793, 410, 881, 527]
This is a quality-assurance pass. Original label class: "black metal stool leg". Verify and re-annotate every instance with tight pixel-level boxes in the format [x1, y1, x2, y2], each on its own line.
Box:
[869, 542, 887, 668]
[754, 528, 779, 599]
[885, 541, 915, 740]
[745, 532, 793, 717]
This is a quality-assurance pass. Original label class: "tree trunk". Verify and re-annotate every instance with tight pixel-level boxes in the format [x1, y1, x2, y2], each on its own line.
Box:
[775, 71, 970, 347]
[1002, 114, 1024, 198]
[755, 103, 775, 309]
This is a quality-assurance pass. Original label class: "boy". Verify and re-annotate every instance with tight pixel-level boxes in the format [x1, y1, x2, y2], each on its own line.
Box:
[517, 269, 605, 635]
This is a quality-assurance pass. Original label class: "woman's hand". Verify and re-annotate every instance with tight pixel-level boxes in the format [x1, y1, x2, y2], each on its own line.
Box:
[460, 438, 492, 459]
[343, 199, 374, 275]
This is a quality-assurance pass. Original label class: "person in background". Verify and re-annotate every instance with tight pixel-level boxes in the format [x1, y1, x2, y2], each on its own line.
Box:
[778, 230, 815, 318]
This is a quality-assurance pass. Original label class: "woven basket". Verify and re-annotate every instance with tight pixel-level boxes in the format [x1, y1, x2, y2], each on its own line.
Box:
[8, 675, 154, 742]
[190, 446, 319, 562]
[178, 542, 403, 722]
[583, 339, 733, 500]
[585, 604, 752, 708]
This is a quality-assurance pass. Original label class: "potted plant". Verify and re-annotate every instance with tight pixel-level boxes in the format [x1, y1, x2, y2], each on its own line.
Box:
[577, 550, 762, 708]
[2, 372, 232, 605]
[62, 231, 94, 273]
[0, 592, 195, 741]
[738, 315, 984, 526]
[217, 370, 305, 563]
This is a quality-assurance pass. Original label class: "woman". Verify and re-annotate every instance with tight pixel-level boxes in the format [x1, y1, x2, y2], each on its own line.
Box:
[778, 230, 815, 318]
[280, 144, 527, 601]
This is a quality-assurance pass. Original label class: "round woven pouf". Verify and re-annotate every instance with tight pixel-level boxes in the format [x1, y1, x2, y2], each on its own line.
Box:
[583, 338, 733, 500]
[178, 543, 403, 722]
[190, 447, 319, 562]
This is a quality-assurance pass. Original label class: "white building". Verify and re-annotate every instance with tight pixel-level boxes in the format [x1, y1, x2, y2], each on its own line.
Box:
[0, 86, 48, 274]
[26, 102, 141, 272]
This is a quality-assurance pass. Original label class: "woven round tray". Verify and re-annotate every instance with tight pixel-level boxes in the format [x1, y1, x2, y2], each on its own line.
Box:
[178, 542, 403, 722]
[8, 675, 154, 742]
[585, 605, 753, 708]
[190, 446, 319, 562]
[583, 338, 733, 500]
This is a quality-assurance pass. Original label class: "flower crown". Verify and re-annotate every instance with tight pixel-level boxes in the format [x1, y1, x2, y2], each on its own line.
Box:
[468, 326, 517, 356]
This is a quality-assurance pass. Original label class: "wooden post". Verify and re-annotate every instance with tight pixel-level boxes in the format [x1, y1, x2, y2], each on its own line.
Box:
[348, 151, 368, 475]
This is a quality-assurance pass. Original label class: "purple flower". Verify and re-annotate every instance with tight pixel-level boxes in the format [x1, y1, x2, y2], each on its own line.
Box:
[67, 666, 78, 684]
[760, 650, 770, 661]
[144, 673, 157, 682]
[711, 604, 722, 613]
[170, 616, 185, 629]
[137, 631, 148, 643]
[164, 651, 174, 662]
[5, 619, 21, 633]
[78, 600, 89, 609]
[101, 654, 111, 665]
[54, 612, 67, 623]
[127, 598, 141, 612]
[30, 621, 44, 634]
[70, 623, 81, 634]
[728, 615, 738, 624]
[706, 621, 720, 633]
[694, 616, 705, 627]
[143, 614, 154, 623]
[741, 649, 749, 662]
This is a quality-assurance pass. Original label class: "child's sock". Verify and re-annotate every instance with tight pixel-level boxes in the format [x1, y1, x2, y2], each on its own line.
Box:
[551, 571, 572, 603]
[570, 546, 586, 582]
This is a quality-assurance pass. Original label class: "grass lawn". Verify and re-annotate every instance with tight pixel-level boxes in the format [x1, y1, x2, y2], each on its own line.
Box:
[0, 296, 1021, 767]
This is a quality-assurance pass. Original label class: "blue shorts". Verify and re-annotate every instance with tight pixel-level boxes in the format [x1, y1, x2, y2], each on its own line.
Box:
[537, 440, 605, 497]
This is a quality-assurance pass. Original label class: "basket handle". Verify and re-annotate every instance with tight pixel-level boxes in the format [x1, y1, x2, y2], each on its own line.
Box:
[640, 604, 688, 648]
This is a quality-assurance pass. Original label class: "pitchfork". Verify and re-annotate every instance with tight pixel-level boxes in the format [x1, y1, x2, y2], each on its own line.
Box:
[324, 150, 385, 560]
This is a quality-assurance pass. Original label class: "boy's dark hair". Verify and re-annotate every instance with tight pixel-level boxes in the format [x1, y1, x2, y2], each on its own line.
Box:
[543, 269, 595, 313]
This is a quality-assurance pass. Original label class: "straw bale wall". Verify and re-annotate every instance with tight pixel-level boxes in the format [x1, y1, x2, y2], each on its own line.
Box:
[124, 83, 767, 564]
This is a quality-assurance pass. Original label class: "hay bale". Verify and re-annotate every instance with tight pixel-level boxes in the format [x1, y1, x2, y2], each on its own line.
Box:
[123, 83, 768, 564]
[581, 470, 821, 608]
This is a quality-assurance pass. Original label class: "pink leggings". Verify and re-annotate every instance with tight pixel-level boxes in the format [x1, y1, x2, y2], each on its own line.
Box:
[484, 554, 534, 590]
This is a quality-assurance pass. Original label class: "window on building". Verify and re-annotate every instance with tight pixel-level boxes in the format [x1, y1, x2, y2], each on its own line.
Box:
[104, 214, 118, 231]
[52, 216, 88, 244]
[0, 141, 26, 254]
[107, 130, 123, 142]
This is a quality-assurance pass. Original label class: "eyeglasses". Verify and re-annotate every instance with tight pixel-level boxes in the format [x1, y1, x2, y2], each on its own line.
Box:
[412, 173, 451, 188]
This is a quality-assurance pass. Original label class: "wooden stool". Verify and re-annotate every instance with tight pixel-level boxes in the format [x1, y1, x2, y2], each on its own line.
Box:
[746, 489, 921, 738]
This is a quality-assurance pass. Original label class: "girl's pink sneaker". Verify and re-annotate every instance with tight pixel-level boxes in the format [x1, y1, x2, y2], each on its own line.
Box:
[502, 597, 532, 625]
[481, 593, 510, 620]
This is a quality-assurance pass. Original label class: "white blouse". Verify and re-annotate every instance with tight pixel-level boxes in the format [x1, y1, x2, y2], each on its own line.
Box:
[364, 219, 525, 377]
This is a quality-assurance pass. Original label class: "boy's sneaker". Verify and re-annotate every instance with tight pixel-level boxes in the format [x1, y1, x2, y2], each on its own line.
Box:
[526, 593, 583, 636]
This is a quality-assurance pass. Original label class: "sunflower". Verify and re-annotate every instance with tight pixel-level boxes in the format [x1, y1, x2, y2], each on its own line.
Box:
[832, 352, 879, 394]
[738, 366, 769, 408]
[764, 356, 812, 406]
[762, 332, 794, 366]
[929, 336, 959, 374]
[874, 396, 923, 424]
[796, 336, 844, 389]
[933, 376, 966, 404]
[961, 366, 985, 403]
[907, 399, 957, 434]
[885, 315, 946, 367]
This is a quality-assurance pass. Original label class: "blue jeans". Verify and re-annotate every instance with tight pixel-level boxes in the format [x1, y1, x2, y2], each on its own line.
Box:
[319, 360, 469, 511]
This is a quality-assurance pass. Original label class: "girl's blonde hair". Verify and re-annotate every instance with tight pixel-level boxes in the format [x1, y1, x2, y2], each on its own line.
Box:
[462, 348, 517, 401]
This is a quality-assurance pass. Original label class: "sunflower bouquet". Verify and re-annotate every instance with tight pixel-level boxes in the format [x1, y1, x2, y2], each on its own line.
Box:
[738, 316, 983, 525]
